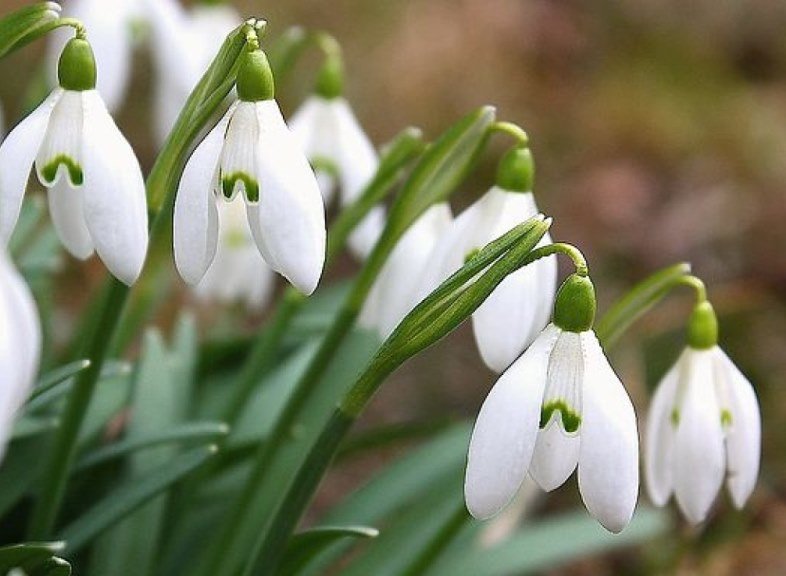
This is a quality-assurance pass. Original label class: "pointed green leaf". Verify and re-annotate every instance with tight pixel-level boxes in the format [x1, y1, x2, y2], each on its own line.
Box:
[30, 360, 91, 401]
[58, 445, 217, 553]
[0, 541, 65, 572]
[279, 526, 379, 575]
[0, 3, 61, 59]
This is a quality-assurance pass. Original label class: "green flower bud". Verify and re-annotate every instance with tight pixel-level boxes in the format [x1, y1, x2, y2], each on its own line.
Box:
[315, 55, 344, 99]
[236, 48, 274, 102]
[687, 300, 718, 349]
[553, 274, 596, 333]
[58, 37, 97, 92]
[496, 146, 534, 192]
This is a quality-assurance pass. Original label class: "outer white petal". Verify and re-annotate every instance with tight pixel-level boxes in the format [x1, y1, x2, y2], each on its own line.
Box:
[348, 206, 386, 261]
[47, 179, 94, 259]
[0, 251, 41, 412]
[673, 348, 725, 525]
[250, 100, 326, 295]
[289, 97, 337, 204]
[644, 352, 682, 507]
[332, 98, 379, 204]
[80, 92, 148, 285]
[577, 331, 639, 533]
[713, 348, 761, 509]
[530, 230, 558, 345]
[173, 106, 233, 284]
[529, 420, 580, 491]
[0, 90, 61, 243]
[465, 324, 560, 519]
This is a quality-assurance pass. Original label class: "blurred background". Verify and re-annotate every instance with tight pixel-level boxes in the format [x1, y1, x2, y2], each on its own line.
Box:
[2, 0, 786, 574]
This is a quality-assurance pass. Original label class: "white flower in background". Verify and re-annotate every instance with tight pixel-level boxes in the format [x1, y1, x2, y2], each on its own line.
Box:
[0, 251, 41, 459]
[418, 148, 557, 373]
[289, 59, 384, 260]
[645, 302, 761, 524]
[360, 203, 452, 337]
[46, 0, 142, 112]
[0, 38, 148, 285]
[142, 0, 241, 145]
[174, 48, 326, 296]
[465, 275, 639, 533]
[195, 199, 275, 309]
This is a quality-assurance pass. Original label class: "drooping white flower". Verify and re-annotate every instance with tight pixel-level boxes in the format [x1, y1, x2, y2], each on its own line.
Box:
[194, 198, 275, 309]
[419, 174, 557, 373]
[645, 306, 761, 524]
[0, 250, 41, 459]
[290, 94, 384, 259]
[174, 48, 326, 296]
[465, 275, 639, 533]
[141, 0, 241, 145]
[46, 0, 142, 112]
[359, 203, 453, 337]
[0, 38, 148, 285]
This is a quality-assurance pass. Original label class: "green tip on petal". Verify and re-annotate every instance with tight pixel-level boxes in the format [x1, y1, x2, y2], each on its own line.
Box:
[315, 55, 344, 100]
[553, 273, 596, 333]
[236, 49, 274, 102]
[58, 37, 97, 91]
[687, 300, 718, 350]
[540, 400, 581, 433]
[41, 155, 84, 186]
[496, 146, 534, 192]
[221, 173, 259, 203]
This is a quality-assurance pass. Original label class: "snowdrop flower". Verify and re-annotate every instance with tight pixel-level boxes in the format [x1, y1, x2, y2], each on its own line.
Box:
[47, 0, 142, 112]
[142, 0, 241, 145]
[418, 148, 557, 373]
[465, 274, 639, 533]
[289, 54, 384, 259]
[360, 203, 452, 337]
[174, 46, 326, 296]
[195, 199, 275, 309]
[0, 251, 41, 459]
[0, 37, 148, 285]
[645, 301, 761, 524]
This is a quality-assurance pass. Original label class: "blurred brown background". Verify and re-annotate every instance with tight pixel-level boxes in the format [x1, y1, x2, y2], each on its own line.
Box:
[2, 0, 786, 574]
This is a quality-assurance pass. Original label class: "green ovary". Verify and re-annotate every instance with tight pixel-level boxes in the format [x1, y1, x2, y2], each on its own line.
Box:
[222, 172, 259, 203]
[540, 400, 581, 434]
[41, 155, 83, 186]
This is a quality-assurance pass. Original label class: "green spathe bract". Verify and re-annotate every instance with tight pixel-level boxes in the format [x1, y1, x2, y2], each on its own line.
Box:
[236, 48, 274, 102]
[58, 37, 96, 91]
[553, 273, 597, 333]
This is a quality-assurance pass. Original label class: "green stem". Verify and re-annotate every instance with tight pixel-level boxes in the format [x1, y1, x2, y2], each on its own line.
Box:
[28, 278, 129, 538]
[525, 241, 589, 277]
[489, 121, 529, 146]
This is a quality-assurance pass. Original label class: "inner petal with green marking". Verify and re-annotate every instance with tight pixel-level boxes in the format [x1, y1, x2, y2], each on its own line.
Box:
[40, 155, 84, 186]
[540, 330, 584, 434]
[221, 172, 259, 204]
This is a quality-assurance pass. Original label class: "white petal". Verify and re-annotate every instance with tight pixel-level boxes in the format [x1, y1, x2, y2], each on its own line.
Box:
[35, 90, 86, 187]
[80, 92, 148, 285]
[347, 206, 386, 261]
[47, 178, 94, 259]
[644, 352, 682, 507]
[577, 331, 639, 533]
[289, 96, 341, 205]
[250, 100, 326, 295]
[529, 420, 580, 491]
[173, 106, 232, 284]
[0, 251, 41, 412]
[220, 101, 262, 201]
[0, 90, 61, 243]
[465, 324, 560, 519]
[332, 98, 379, 205]
[713, 348, 761, 509]
[673, 348, 725, 525]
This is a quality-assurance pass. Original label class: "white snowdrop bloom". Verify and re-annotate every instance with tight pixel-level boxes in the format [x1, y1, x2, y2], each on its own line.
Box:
[0, 250, 41, 460]
[194, 198, 275, 309]
[465, 275, 639, 533]
[141, 0, 241, 145]
[46, 0, 142, 112]
[359, 203, 453, 337]
[0, 38, 148, 285]
[290, 93, 384, 260]
[418, 149, 556, 373]
[645, 302, 761, 524]
[174, 49, 326, 296]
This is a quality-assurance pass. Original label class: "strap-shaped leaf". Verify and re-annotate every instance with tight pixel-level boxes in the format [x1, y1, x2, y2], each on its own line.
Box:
[279, 525, 378, 575]
[30, 361, 91, 402]
[0, 3, 60, 59]
[58, 445, 217, 553]
[0, 541, 65, 572]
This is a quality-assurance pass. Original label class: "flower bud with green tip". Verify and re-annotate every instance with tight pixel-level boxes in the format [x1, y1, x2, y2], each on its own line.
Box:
[174, 41, 326, 295]
[645, 290, 761, 524]
[417, 144, 557, 373]
[465, 269, 640, 533]
[0, 34, 149, 285]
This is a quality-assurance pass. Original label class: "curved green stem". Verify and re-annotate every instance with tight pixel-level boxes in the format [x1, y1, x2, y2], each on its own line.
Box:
[676, 274, 707, 303]
[489, 121, 529, 147]
[524, 241, 589, 277]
